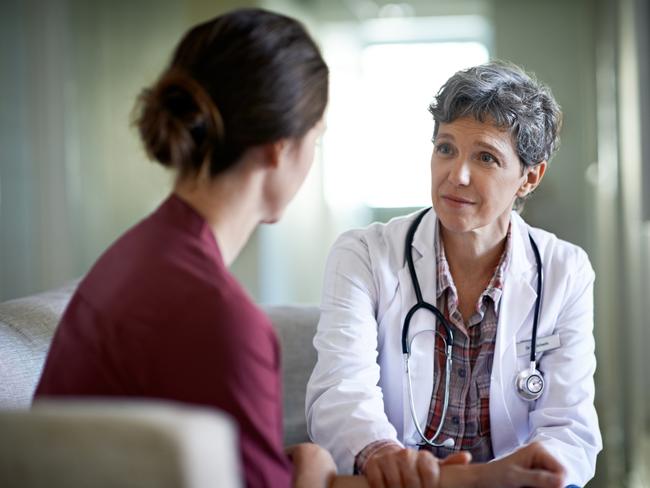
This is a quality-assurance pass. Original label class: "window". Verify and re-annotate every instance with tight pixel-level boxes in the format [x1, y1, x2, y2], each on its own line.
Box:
[321, 16, 491, 209]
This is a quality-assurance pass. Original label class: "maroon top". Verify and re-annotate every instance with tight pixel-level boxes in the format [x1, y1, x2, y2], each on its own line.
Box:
[35, 195, 293, 488]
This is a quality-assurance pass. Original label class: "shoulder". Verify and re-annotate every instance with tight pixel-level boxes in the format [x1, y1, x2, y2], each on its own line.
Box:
[78, 213, 224, 316]
[513, 212, 594, 277]
[329, 209, 424, 269]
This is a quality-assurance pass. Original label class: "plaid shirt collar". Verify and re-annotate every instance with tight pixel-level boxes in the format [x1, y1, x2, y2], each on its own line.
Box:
[434, 221, 512, 313]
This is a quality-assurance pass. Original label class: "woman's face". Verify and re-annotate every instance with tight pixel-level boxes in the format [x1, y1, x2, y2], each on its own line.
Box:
[262, 119, 325, 223]
[430, 116, 534, 235]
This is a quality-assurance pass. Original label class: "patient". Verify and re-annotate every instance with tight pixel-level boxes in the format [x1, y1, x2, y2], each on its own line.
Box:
[34, 7, 564, 488]
[35, 8, 332, 487]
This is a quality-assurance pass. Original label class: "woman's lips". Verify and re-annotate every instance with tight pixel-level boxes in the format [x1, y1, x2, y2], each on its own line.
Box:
[441, 194, 475, 207]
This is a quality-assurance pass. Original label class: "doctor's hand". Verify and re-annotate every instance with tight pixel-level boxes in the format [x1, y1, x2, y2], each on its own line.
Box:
[364, 443, 471, 488]
[464, 442, 565, 488]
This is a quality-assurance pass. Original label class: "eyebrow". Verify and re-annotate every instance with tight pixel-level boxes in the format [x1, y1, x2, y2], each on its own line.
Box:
[476, 141, 506, 160]
[434, 132, 455, 141]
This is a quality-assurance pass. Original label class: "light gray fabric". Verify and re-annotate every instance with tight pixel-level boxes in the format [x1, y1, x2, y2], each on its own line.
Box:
[0, 400, 241, 488]
[0, 282, 76, 409]
[265, 305, 320, 445]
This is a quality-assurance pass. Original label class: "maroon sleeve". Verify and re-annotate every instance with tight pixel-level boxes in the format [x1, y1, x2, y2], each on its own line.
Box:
[132, 290, 293, 488]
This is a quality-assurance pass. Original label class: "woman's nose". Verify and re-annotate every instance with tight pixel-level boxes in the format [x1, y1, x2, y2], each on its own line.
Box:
[447, 158, 471, 186]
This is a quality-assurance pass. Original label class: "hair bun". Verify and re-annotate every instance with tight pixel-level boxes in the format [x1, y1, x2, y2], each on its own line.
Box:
[135, 69, 224, 172]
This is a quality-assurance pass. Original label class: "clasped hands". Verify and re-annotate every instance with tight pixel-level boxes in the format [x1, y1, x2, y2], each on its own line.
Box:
[362, 442, 565, 488]
[288, 441, 566, 488]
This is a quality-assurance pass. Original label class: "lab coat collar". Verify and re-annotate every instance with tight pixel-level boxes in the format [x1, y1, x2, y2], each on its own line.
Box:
[410, 208, 436, 264]
[498, 212, 538, 342]
[507, 212, 537, 278]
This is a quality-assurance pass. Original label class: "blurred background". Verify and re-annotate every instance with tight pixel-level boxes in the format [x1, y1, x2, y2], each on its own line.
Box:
[1, 0, 648, 485]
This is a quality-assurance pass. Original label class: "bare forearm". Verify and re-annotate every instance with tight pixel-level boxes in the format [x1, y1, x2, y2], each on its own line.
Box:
[439, 464, 480, 488]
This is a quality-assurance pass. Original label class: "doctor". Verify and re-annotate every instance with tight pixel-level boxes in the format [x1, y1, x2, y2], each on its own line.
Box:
[306, 61, 601, 487]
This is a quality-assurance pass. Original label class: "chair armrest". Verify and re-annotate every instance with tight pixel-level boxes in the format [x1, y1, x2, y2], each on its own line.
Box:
[0, 399, 241, 488]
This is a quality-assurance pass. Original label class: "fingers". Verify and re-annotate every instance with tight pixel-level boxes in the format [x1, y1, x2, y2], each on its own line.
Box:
[439, 451, 471, 466]
[364, 460, 388, 488]
[365, 453, 400, 488]
[415, 451, 440, 488]
[364, 444, 403, 488]
[289, 443, 338, 488]
[526, 442, 566, 476]
[365, 447, 442, 488]
[396, 449, 421, 488]
[492, 443, 566, 488]
[515, 468, 564, 488]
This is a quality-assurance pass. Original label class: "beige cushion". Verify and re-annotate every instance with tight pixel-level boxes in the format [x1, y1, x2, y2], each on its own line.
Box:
[0, 400, 241, 488]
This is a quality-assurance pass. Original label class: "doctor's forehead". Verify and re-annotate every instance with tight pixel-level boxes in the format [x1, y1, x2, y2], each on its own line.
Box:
[434, 118, 516, 151]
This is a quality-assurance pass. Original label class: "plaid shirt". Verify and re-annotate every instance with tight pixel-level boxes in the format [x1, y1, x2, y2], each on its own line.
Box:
[355, 222, 512, 472]
[418, 222, 511, 462]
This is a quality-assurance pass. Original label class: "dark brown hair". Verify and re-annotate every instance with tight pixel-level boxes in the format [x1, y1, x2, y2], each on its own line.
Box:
[135, 8, 329, 176]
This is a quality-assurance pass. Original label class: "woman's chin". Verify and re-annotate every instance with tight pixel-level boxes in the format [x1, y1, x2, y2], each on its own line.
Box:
[261, 210, 283, 224]
[436, 212, 473, 234]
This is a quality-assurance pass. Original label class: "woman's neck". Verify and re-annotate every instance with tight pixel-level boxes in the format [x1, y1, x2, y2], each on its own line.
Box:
[173, 164, 264, 267]
[440, 217, 510, 282]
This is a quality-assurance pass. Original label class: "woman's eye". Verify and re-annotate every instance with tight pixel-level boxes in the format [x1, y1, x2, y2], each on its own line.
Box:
[479, 152, 498, 165]
[435, 143, 452, 155]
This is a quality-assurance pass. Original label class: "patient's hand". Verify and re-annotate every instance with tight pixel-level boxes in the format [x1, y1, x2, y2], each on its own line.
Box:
[286, 443, 337, 488]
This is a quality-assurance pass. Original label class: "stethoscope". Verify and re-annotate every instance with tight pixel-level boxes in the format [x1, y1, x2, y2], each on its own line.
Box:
[401, 208, 545, 449]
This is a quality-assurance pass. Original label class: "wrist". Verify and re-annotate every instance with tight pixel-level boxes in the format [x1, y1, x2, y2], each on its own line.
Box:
[355, 440, 401, 474]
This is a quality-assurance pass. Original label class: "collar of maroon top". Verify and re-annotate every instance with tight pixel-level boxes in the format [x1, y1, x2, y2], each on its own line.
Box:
[157, 193, 223, 264]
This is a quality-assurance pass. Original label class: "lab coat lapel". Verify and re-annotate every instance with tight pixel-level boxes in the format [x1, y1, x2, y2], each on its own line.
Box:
[491, 213, 537, 454]
[397, 209, 437, 445]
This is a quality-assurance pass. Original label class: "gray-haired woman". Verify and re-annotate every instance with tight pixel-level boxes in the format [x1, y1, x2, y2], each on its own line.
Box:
[306, 61, 601, 488]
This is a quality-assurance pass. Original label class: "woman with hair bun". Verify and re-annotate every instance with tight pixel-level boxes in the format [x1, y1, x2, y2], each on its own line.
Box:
[35, 8, 332, 487]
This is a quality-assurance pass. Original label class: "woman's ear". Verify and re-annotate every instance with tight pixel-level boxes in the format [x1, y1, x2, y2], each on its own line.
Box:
[518, 161, 547, 197]
[262, 140, 288, 170]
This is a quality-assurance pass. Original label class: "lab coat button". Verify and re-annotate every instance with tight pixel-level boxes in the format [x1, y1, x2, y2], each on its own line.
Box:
[452, 416, 460, 425]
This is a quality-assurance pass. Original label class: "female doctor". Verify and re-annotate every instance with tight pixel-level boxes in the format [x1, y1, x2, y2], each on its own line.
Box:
[306, 61, 601, 487]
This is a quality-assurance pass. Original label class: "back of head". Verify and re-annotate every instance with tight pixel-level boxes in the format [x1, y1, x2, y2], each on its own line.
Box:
[135, 8, 329, 176]
[429, 61, 562, 169]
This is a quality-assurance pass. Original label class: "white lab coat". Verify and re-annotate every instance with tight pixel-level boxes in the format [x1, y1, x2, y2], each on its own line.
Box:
[305, 209, 602, 486]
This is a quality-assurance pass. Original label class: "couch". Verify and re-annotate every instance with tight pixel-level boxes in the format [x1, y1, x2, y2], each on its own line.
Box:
[0, 282, 321, 487]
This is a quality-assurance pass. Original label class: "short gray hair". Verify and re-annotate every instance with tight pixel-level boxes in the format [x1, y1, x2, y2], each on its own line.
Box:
[429, 61, 562, 168]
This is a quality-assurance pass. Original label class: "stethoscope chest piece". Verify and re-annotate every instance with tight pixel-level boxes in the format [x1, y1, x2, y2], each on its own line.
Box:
[515, 364, 545, 401]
